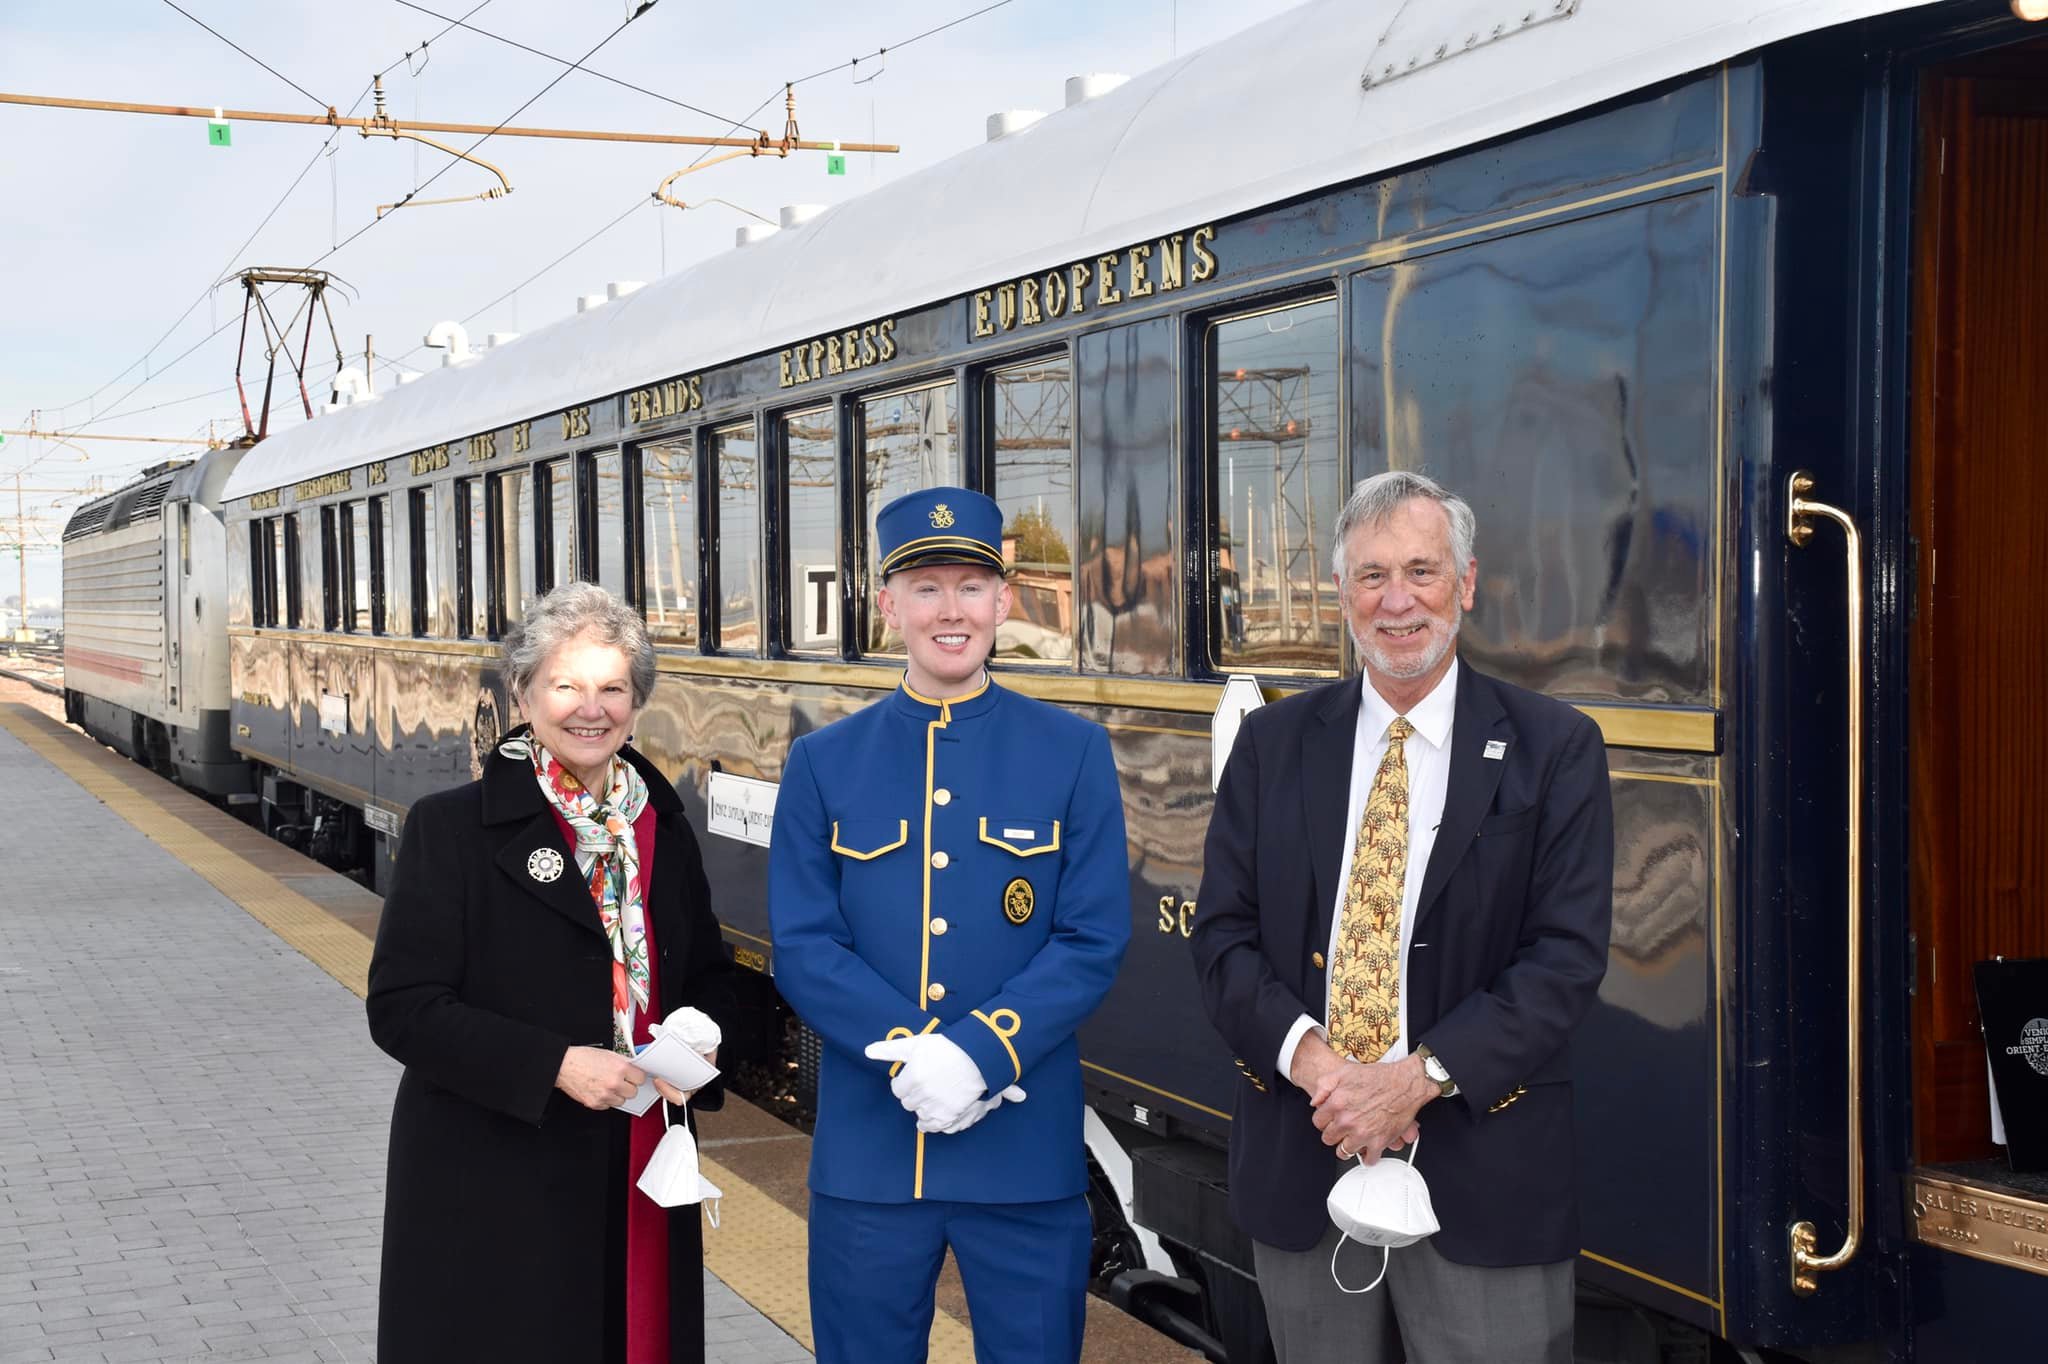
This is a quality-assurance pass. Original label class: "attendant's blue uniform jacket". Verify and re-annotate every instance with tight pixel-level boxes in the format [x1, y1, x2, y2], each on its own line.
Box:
[769, 675, 1130, 1204]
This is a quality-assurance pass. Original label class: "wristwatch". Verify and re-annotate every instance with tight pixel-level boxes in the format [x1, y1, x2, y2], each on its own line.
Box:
[1415, 1043, 1458, 1098]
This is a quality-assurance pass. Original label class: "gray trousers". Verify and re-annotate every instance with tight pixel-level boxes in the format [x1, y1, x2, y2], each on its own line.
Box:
[1253, 1224, 1574, 1363]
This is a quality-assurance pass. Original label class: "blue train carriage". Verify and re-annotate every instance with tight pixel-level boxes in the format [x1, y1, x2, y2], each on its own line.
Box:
[208, 1, 2048, 1358]
[62, 448, 251, 795]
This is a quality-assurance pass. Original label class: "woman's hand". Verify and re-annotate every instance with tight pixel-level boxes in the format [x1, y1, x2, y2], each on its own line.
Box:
[556, 1045, 647, 1111]
[650, 1046, 717, 1107]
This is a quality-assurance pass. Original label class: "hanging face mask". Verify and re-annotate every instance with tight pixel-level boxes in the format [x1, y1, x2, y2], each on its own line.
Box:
[1325, 1133, 1439, 1293]
[636, 1102, 725, 1227]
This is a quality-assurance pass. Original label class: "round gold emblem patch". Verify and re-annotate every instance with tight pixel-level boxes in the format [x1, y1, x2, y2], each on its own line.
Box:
[1002, 877, 1034, 924]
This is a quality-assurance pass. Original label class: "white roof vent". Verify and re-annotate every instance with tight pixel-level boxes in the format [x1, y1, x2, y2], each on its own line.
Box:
[397, 371, 420, 385]
[779, 203, 824, 230]
[986, 109, 1046, 141]
[606, 280, 644, 300]
[1064, 73, 1128, 107]
[328, 367, 374, 409]
[486, 331, 520, 348]
[736, 222, 780, 247]
[423, 320, 471, 367]
[576, 293, 607, 313]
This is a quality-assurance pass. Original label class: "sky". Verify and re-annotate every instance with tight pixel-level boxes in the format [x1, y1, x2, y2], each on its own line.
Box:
[0, 0, 1306, 605]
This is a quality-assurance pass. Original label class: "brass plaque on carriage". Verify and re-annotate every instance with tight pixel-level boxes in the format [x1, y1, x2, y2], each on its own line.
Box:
[1909, 1173, 2048, 1277]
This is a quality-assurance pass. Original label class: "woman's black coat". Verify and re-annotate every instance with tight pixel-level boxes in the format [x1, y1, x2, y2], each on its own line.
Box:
[367, 733, 736, 1364]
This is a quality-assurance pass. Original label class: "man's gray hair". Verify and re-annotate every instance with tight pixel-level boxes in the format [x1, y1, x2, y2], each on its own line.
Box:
[502, 581, 658, 707]
[1331, 470, 1477, 578]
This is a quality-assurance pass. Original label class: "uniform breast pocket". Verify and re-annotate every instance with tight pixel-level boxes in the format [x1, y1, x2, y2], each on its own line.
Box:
[830, 818, 910, 861]
[977, 817, 1061, 857]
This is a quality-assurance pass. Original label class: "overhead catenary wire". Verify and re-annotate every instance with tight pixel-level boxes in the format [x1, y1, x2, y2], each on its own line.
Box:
[159, 0, 329, 110]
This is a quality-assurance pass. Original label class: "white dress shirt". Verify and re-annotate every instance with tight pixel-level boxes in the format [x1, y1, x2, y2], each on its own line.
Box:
[1276, 659, 1459, 1085]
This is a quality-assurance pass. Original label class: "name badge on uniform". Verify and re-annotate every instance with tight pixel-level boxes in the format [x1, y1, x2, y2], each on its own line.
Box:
[1483, 740, 1507, 761]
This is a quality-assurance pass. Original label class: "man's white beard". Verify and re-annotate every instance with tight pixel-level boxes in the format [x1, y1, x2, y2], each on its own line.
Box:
[1352, 599, 1461, 680]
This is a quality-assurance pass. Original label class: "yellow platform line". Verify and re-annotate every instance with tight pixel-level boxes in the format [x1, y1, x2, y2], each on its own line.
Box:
[0, 705, 978, 1361]
[0, 705, 372, 997]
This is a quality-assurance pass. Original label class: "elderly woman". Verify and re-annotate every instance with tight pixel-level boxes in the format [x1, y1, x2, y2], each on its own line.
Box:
[368, 582, 735, 1364]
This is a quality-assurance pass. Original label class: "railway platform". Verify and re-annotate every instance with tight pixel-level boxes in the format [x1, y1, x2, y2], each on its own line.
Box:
[0, 704, 1196, 1364]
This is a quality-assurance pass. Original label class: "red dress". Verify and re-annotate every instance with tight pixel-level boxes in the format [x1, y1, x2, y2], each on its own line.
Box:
[552, 806, 670, 1364]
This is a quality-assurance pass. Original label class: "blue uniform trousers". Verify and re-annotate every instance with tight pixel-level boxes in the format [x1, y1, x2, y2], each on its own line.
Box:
[807, 1191, 1091, 1364]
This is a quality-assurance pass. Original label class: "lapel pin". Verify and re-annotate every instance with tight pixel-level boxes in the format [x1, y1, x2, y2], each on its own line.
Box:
[1483, 739, 1507, 761]
[527, 848, 566, 882]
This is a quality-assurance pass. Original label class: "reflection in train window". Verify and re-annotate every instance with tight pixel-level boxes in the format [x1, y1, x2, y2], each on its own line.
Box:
[1207, 296, 1343, 673]
[784, 406, 838, 654]
[640, 439, 697, 646]
[282, 514, 302, 629]
[341, 500, 371, 633]
[494, 468, 535, 629]
[314, 506, 337, 631]
[991, 357, 1075, 664]
[464, 478, 494, 638]
[589, 451, 626, 589]
[861, 382, 958, 652]
[714, 422, 760, 654]
[372, 495, 394, 635]
[539, 459, 576, 591]
[410, 486, 441, 637]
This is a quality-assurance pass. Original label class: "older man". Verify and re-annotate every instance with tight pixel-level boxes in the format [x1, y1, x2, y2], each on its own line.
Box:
[769, 486, 1130, 1364]
[1189, 470, 1613, 1362]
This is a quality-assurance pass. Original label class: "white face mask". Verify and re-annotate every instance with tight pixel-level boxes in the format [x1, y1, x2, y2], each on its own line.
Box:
[1325, 1134, 1439, 1293]
[636, 1104, 725, 1226]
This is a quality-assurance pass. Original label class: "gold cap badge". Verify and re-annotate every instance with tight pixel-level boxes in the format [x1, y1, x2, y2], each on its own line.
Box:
[929, 503, 956, 529]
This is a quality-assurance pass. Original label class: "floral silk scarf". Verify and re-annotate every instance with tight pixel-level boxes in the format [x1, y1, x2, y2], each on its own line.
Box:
[502, 734, 651, 1054]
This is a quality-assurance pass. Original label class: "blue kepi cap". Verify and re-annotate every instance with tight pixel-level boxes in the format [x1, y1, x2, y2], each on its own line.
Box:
[876, 486, 1006, 577]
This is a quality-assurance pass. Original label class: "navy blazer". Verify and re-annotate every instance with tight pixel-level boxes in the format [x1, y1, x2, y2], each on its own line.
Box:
[1188, 663, 1613, 1264]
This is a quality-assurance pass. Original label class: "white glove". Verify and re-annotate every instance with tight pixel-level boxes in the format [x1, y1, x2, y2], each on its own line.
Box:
[655, 1006, 722, 1057]
[926, 1081, 1028, 1136]
[863, 1032, 1022, 1133]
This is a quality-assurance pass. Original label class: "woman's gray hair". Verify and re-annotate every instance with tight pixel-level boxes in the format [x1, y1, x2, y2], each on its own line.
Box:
[502, 582, 658, 707]
[1331, 470, 1477, 578]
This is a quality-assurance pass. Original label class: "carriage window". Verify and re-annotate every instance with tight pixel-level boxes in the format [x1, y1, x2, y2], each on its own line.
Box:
[640, 439, 697, 645]
[458, 478, 489, 639]
[991, 358, 1075, 664]
[371, 495, 394, 635]
[714, 422, 760, 653]
[307, 507, 331, 630]
[539, 459, 576, 591]
[1208, 296, 1343, 673]
[588, 451, 626, 589]
[340, 500, 372, 633]
[410, 486, 442, 637]
[282, 515, 301, 628]
[784, 406, 839, 653]
[494, 469, 536, 628]
[238, 521, 259, 627]
[861, 382, 959, 652]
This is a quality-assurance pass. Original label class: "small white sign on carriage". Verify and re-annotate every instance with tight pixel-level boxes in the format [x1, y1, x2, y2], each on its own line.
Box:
[707, 772, 779, 847]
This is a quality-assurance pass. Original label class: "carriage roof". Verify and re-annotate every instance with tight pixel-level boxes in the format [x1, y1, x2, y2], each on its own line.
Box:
[221, 0, 1944, 502]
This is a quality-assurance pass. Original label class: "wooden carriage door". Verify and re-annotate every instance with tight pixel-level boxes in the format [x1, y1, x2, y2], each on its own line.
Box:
[1909, 51, 2048, 1163]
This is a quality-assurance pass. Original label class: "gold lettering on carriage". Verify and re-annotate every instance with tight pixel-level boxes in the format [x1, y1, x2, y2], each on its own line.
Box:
[248, 489, 281, 511]
[779, 319, 898, 388]
[295, 471, 354, 500]
[974, 224, 1218, 340]
[627, 376, 704, 423]
[1910, 1175, 2048, 1277]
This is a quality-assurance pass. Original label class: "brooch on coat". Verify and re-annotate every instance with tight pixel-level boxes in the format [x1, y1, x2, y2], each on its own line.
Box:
[527, 848, 566, 883]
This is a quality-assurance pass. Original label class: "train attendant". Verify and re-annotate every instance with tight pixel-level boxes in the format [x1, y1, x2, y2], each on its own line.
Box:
[769, 487, 1131, 1363]
[367, 582, 737, 1364]
[1189, 472, 1614, 1363]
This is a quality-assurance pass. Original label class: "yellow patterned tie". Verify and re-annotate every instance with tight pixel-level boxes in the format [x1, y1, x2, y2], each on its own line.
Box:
[1328, 717, 1413, 1063]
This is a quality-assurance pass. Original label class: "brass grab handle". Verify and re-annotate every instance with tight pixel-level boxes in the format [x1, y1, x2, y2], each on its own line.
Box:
[1784, 470, 1865, 1296]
